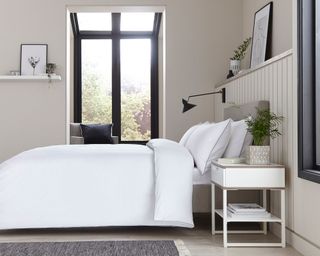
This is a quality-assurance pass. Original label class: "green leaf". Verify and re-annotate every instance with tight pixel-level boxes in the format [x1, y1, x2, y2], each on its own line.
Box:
[245, 108, 283, 146]
[230, 38, 252, 61]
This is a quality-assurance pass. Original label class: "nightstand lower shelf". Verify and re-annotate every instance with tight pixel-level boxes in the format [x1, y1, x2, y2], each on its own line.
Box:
[215, 209, 281, 223]
[212, 184, 286, 248]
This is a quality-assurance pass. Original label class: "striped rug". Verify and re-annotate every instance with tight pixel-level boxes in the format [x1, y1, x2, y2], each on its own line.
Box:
[0, 240, 191, 256]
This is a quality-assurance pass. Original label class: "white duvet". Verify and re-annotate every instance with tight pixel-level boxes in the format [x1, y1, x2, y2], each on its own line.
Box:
[0, 139, 194, 229]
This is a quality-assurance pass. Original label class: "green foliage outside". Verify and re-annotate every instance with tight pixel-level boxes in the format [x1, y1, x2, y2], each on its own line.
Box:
[82, 73, 112, 124]
[82, 72, 151, 141]
[245, 108, 283, 146]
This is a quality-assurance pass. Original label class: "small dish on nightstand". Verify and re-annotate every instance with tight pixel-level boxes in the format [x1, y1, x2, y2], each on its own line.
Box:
[217, 157, 245, 164]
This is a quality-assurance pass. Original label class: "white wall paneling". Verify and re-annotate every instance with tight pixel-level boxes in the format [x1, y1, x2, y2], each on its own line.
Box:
[214, 47, 320, 254]
[214, 50, 295, 229]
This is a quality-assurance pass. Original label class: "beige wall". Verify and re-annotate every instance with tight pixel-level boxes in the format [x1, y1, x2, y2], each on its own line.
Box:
[159, 0, 243, 141]
[0, 0, 67, 162]
[0, 0, 243, 162]
[241, 0, 293, 68]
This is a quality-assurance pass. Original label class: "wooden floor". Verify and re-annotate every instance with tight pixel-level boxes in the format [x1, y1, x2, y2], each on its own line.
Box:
[0, 215, 302, 256]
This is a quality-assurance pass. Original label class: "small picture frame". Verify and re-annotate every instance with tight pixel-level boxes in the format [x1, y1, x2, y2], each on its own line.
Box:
[20, 44, 48, 75]
[250, 2, 273, 68]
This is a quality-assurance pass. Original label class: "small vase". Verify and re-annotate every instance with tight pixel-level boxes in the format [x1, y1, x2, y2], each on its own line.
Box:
[227, 70, 234, 79]
[230, 60, 240, 76]
[246, 145, 270, 165]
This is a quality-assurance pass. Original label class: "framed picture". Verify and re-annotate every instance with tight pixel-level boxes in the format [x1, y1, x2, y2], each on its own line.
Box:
[20, 44, 48, 75]
[250, 2, 273, 68]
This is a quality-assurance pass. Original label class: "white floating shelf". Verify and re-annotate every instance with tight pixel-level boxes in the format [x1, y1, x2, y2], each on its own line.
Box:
[0, 75, 62, 81]
[215, 49, 293, 89]
[215, 209, 281, 223]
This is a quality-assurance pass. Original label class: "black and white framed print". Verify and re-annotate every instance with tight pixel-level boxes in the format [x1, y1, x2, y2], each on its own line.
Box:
[250, 2, 273, 68]
[20, 44, 48, 75]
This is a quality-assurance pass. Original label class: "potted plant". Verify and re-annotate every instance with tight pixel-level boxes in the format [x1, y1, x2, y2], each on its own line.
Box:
[230, 37, 251, 76]
[245, 109, 283, 165]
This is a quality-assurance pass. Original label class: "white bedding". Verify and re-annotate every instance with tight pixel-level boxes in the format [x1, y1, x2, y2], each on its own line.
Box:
[0, 139, 194, 229]
[193, 168, 211, 185]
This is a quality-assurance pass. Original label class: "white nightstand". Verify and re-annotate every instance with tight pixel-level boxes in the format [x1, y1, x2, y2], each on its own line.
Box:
[211, 161, 286, 248]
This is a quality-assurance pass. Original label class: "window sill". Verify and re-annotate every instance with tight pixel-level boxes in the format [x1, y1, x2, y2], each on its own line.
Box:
[120, 141, 148, 145]
[298, 169, 320, 184]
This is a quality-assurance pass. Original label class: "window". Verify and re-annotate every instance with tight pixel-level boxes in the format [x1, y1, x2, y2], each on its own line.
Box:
[120, 12, 154, 31]
[71, 12, 162, 143]
[77, 13, 112, 31]
[81, 39, 112, 124]
[120, 39, 151, 141]
[298, 0, 320, 183]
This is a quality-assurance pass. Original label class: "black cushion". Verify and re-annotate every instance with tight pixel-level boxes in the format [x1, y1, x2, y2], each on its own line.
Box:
[80, 124, 114, 144]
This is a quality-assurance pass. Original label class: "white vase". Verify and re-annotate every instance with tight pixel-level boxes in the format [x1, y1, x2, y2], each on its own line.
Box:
[230, 60, 241, 75]
[246, 145, 270, 165]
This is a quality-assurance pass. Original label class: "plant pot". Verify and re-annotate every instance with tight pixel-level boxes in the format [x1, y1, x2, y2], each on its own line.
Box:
[230, 60, 241, 75]
[246, 145, 270, 165]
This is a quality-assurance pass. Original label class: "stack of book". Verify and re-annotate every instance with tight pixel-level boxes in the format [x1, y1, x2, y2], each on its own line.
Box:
[227, 203, 271, 219]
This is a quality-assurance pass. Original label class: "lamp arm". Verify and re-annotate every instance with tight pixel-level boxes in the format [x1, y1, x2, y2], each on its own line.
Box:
[187, 90, 224, 101]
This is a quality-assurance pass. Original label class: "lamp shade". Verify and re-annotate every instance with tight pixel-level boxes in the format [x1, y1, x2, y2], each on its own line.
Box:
[182, 98, 197, 113]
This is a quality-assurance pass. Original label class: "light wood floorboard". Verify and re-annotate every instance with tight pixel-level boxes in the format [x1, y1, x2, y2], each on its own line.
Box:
[0, 215, 302, 256]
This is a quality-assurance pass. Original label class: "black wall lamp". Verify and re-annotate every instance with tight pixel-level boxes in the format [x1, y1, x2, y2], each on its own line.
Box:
[182, 88, 226, 113]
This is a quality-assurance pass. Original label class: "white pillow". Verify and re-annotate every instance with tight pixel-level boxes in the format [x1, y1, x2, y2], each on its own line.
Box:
[185, 119, 232, 174]
[179, 122, 209, 146]
[223, 120, 248, 158]
[240, 133, 253, 157]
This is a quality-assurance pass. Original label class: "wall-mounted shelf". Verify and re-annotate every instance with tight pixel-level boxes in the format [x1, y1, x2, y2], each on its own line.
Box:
[0, 75, 62, 82]
[215, 49, 293, 89]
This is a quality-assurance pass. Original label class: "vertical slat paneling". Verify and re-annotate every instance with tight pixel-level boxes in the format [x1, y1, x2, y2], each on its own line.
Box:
[215, 53, 294, 227]
[287, 54, 294, 228]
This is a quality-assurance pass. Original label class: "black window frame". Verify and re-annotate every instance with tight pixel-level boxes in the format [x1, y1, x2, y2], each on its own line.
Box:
[70, 12, 162, 144]
[298, 0, 320, 183]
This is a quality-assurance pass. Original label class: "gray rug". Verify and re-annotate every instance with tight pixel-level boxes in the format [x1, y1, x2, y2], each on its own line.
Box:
[0, 240, 190, 256]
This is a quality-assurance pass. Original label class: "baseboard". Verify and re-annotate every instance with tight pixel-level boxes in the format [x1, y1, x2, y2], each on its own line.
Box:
[271, 223, 320, 256]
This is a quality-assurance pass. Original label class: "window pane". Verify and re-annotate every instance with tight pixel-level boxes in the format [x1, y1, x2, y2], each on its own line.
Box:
[121, 39, 151, 141]
[77, 13, 112, 31]
[121, 13, 154, 31]
[82, 40, 112, 124]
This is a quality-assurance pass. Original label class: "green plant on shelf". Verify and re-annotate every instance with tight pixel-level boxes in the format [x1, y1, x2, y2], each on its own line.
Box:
[230, 38, 252, 61]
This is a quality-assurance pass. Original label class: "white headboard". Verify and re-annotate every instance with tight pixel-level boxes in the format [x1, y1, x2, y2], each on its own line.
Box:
[224, 101, 269, 121]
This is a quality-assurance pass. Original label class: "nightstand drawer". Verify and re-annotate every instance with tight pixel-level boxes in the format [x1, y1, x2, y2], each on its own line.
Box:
[211, 164, 285, 188]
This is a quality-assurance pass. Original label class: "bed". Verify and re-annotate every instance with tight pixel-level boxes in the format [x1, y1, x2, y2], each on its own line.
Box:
[0, 101, 268, 230]
[193, 168, 211, 185]
[0, 140, 194, 229]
